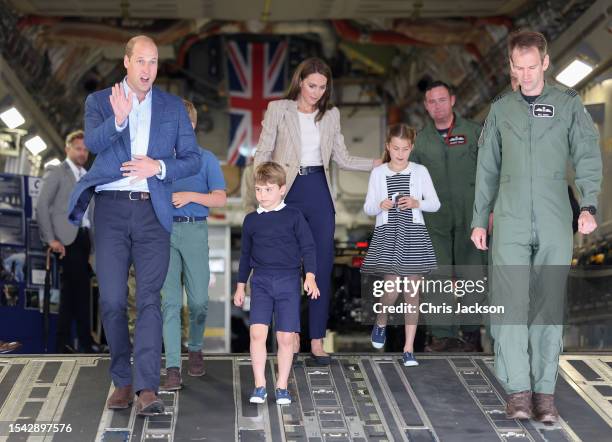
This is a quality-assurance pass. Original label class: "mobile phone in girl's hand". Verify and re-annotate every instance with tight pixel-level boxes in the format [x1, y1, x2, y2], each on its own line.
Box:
[395, 192, 409, 211]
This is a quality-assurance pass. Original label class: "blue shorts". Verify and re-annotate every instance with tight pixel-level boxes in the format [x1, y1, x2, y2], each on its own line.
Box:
[249, 269, 301, 333]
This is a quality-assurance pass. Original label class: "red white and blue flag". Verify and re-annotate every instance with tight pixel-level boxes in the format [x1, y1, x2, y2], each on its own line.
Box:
[225, 40, 288, 166]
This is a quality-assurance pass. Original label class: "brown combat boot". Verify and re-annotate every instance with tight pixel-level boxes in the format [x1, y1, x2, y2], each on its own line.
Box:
[462, 330, 483, 352]
[161, 367, 182, 391]
[106, 385, 134, 410]
[188, 351, 206, 377]
[505, 390, 533, 419]
[533, 393, 559, 423]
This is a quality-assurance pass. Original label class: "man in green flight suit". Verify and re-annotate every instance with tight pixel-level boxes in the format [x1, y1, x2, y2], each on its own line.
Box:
[471, 30, 601, 423]
[412, 80, 488, 352]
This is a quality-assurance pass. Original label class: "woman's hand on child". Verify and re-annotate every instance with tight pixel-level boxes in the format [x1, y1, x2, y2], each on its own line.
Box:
[397, 197, 419, 210]
[304, 273, 320, 299]
[380, 199, 394, 211]
[172, 191, 193, 208]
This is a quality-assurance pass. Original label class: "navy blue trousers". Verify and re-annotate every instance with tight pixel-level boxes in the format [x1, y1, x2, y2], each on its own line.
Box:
[94, 193, 170, 393]
[285, 171, 335, 340]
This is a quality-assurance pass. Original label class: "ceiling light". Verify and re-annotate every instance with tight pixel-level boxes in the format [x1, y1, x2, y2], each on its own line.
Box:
[0, 107, 26, 129]
[24, 136, 47, 155]
[44, 158, 61, 168]
[555, 59, 594, 87]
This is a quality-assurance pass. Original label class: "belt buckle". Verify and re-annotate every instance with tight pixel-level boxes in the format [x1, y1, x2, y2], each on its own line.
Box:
[298, 166, 305, 176]
[187, 216, 194, 223]
[128, 191, 139, 201]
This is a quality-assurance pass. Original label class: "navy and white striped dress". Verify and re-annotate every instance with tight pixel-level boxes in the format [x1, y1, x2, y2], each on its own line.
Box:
[361, 172, 437, 276]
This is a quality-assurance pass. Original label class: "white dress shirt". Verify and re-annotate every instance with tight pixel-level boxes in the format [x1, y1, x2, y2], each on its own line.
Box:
[298, 110, 323, 167]
[96, 78, 165, 193]
[65, 158, 91, 228]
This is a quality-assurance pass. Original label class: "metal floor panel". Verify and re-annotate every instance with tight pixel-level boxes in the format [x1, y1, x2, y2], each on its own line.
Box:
[0, 354, 610, 441]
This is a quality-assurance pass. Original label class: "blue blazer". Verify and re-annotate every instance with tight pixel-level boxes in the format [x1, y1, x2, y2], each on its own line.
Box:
[68, 86, 201, 232]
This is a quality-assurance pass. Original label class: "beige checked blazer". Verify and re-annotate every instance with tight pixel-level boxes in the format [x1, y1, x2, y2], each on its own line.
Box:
[254, 99, 374, 210]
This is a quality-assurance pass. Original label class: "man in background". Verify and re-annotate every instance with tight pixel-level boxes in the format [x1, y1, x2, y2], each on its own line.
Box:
[37, 130, 93, 353]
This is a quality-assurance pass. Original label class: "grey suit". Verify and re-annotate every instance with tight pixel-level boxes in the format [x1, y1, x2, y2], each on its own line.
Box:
[37, 161, 92, 246]
[37, 160, 94, 352]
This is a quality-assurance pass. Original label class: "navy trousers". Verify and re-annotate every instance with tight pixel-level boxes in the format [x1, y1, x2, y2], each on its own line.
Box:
[94, 193, 170, 393]
[285, 171, 335, 340]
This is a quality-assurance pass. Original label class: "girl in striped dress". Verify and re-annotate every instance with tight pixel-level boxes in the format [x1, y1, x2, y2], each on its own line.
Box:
[361, 124, 440, 366]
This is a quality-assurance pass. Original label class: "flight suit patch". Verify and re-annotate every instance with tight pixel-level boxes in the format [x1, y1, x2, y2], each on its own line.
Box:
[532, 104, 555, 117]
[447, 134, 467, 145]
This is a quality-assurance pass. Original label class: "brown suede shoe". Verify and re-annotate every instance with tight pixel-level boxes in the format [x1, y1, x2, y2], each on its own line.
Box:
[106, 385, 134, 410]
[135, 389, 164, 416]
[505, 390, 533, 420]
[188, 351, 206, 377]
[533, 393, 559, 423]
[161, 367, 182, 391]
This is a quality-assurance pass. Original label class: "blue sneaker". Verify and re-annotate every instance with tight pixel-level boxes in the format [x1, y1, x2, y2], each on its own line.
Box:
[275, 388, 292, 405]
[402, 352, 419, 367]
[371, 324, 386, 349]
[249, 386, 267, 404]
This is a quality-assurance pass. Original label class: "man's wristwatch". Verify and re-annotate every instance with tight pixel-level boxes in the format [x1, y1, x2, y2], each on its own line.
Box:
[157, 162, 162, 175]
[580, 206, 596, 215]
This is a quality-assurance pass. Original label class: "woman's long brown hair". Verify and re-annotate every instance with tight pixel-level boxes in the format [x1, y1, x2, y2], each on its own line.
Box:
[285, 57, 332, 122]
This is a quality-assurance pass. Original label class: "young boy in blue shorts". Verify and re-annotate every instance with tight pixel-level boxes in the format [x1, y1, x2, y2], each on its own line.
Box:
[234, 161, 319, 405]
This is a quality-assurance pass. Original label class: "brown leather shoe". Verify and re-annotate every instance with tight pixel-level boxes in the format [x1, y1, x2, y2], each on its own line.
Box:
[0, 341, 22, 353]
[505, 390, 533, 419]
[161, 367, 182, 391]
[188, 351, 206, 377]
[106, 385, 134, 410]
[135, 389, 164, 416]
[533, 393, 559, 423]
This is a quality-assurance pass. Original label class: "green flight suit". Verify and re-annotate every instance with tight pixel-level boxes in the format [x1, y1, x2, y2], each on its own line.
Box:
[413, 114, 488, 339]
[472, 83, 602, 394]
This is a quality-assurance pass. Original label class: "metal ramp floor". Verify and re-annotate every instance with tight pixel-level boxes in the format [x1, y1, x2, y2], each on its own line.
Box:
[0, 354, 611, 441]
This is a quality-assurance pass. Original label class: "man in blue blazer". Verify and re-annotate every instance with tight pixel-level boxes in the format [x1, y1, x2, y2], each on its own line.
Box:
[68, 35, 201, 416]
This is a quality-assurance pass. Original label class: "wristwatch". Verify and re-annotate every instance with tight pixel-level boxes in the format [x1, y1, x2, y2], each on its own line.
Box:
[580, 206, 596, 215]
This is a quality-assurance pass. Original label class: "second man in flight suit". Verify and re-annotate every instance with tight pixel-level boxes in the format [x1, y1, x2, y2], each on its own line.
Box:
[412, 81, 487, 352]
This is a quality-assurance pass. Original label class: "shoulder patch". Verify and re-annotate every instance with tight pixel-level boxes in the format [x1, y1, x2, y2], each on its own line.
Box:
[564, 88, 578, 97]
[492, 92, 507, 103]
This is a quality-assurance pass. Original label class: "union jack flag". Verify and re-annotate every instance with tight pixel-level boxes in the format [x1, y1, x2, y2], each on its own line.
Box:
[225, 39, 288, 166]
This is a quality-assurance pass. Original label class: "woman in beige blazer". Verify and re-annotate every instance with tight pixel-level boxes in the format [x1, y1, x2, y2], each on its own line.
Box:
[254, 57, 381, 364]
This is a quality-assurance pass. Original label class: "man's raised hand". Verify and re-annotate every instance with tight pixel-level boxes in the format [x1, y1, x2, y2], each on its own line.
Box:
[109, 83, 133, 127]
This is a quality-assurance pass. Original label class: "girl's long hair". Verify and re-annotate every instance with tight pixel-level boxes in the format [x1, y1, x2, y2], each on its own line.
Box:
[382, 124, 417, 163]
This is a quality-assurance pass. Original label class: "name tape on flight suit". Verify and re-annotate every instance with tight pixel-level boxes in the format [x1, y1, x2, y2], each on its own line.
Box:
[532, 104, 555, 117]
[447, 135, 467, 145]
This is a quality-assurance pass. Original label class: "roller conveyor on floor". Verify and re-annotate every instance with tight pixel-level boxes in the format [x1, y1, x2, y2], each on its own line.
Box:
[0, 354, 611, 441]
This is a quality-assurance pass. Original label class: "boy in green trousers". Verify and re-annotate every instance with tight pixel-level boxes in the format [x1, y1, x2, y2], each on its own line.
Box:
[161, 100, 227, 390]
